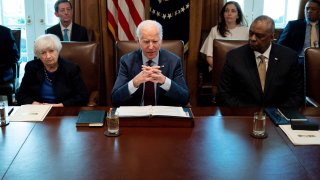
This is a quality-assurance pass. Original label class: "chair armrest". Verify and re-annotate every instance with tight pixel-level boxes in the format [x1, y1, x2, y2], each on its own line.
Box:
[87, 90, 99, 106]
[306, 96, 320, 107]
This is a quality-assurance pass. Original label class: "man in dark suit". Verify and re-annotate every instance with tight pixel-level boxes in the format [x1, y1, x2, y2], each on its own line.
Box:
[217, 15, 304, 107]
[0, 25, 20, 83]
[277, 0, 320, 56]
[46, 0, 88, 41]
[112, 20, 189, 107]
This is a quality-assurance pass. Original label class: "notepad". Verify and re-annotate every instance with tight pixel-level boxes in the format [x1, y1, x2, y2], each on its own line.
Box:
[76, 110, 106, 127]
[9, 105, 52, 122]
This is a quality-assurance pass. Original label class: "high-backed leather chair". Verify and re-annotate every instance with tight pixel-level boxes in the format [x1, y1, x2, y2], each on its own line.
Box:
[115, 40, 184, 75]
[304, 47, 320, 107]
[60, 42, 101, 106]
[0, 29, 21, 105]
[212, 39, 248, 102]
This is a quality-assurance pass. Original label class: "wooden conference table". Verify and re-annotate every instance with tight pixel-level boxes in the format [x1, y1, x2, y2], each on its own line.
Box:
[1, 106, 320, 179]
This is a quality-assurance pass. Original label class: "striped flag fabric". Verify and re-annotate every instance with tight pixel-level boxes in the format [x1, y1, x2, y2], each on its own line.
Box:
[107, 0, 145, 41]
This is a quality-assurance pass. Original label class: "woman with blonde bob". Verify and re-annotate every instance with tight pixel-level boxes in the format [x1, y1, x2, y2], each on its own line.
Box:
[17, 34, 88, 106]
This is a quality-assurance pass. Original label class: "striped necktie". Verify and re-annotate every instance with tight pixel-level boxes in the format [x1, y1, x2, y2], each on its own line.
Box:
[258, 55, 266, 91]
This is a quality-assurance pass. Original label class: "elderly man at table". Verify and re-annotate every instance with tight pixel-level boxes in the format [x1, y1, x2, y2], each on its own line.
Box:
[216, 15, 304, 107]
[111, 20, 189, 107]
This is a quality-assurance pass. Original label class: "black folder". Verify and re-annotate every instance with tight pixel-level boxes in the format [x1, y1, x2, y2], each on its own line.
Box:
[76, 110, 106, 127]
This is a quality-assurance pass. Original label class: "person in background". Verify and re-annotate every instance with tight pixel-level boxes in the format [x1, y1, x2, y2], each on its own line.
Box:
[112, 20, 189, 107]
[200, 1, 248, 70]
[17, 34, 89, 107]
[0, 25, 20, 83]
[217, 15, 304, 107]
[46, 0, 88, 41]
[277, 0, 320, 56]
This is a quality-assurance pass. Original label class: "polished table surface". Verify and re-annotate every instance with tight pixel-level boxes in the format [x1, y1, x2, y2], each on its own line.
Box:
[1, 107, 320, 179]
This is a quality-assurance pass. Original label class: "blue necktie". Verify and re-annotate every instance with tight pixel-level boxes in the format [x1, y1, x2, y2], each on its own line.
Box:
[63, 29, 69, 41]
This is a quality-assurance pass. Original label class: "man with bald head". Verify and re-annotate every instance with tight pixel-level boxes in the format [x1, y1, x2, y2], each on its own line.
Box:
[112, 20, 189, 107]
[217, 15, 304, 107]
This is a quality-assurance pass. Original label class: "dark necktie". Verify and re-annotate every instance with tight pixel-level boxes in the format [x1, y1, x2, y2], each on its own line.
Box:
[144, 60, 155, 105]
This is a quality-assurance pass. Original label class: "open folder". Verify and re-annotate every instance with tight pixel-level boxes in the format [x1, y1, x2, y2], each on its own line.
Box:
[116, 106, 191, 118]
[114, 106, 194, 128]
[10, 105, 52, 122]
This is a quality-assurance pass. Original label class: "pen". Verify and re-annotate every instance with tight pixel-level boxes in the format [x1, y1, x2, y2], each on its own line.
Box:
[159, 65, 165, 68]
[8, 107, 14, 116]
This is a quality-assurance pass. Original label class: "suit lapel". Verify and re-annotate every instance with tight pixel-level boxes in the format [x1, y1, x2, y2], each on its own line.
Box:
[264, 44, 278, 93]
[155, 50, 168, 103]
[245, 48, 262, 93]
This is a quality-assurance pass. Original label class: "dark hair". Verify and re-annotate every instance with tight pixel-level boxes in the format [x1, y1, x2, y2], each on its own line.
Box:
[308, 0, 320, 7]
[54, 0, 72, 13]
[217, 1, 246, 37]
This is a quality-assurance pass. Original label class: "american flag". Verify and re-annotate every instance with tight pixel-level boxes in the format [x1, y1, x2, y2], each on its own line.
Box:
[107, 0, 145, 41]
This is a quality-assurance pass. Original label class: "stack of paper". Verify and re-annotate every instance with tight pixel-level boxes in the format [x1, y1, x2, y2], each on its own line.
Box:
[10, 105, 52, 122]
[279, 125, 320, 145]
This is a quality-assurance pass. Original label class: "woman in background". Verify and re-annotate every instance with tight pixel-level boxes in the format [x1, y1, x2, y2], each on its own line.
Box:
[17, 34, 88, 107]
[200, 1, 248, 70]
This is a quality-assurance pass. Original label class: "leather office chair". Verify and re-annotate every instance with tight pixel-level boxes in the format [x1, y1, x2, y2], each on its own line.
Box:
[115, 40, 190, 107]
[212, 39, 248, 103]
[115, 40, 184, 75]
[0, 29, 21, 105]
[60, 42, 101, 106]
[304, 47, 320, 107]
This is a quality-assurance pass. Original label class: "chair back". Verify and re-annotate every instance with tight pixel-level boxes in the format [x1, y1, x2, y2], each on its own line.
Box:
[212, 39, 248, 97]
[115, 40, 184, 75]
[305, 47, 320, 106]
[0, 29, 21, 105]
[12, 30, 21, 52]
[60, 42, 101, 106]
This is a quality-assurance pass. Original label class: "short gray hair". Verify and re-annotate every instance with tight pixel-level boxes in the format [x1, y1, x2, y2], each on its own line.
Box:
[136, 20, 163, 40]
[34, 34, 62, 58]
[252, 15, 275, 34]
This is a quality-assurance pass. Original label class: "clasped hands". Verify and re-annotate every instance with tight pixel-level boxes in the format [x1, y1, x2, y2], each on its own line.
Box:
[133, 65, 166, 87]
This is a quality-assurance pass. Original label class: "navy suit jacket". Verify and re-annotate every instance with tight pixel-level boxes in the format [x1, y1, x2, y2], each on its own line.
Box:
[45, 23, 88, 41]
[217, 43, 304, 107]
[0, 25, 20, 81]
[17, 58, 89, 106]
[277, 19, 320, 53]
[111, 49, 189, 107]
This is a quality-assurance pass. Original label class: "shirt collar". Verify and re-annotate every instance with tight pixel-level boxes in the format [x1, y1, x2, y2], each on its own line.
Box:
[142, 51, 160, 65]
[254, 43, 272, 60]
[60, 22, 73, 31]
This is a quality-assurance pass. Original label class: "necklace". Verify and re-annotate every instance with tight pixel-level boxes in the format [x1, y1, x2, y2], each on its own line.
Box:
[43, 67, 53, 83]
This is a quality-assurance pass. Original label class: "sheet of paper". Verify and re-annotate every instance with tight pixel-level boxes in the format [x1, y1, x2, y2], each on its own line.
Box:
[116, 106, 189, 118]
[9, 105, 52, 122]
[279, 125, 320, 145]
